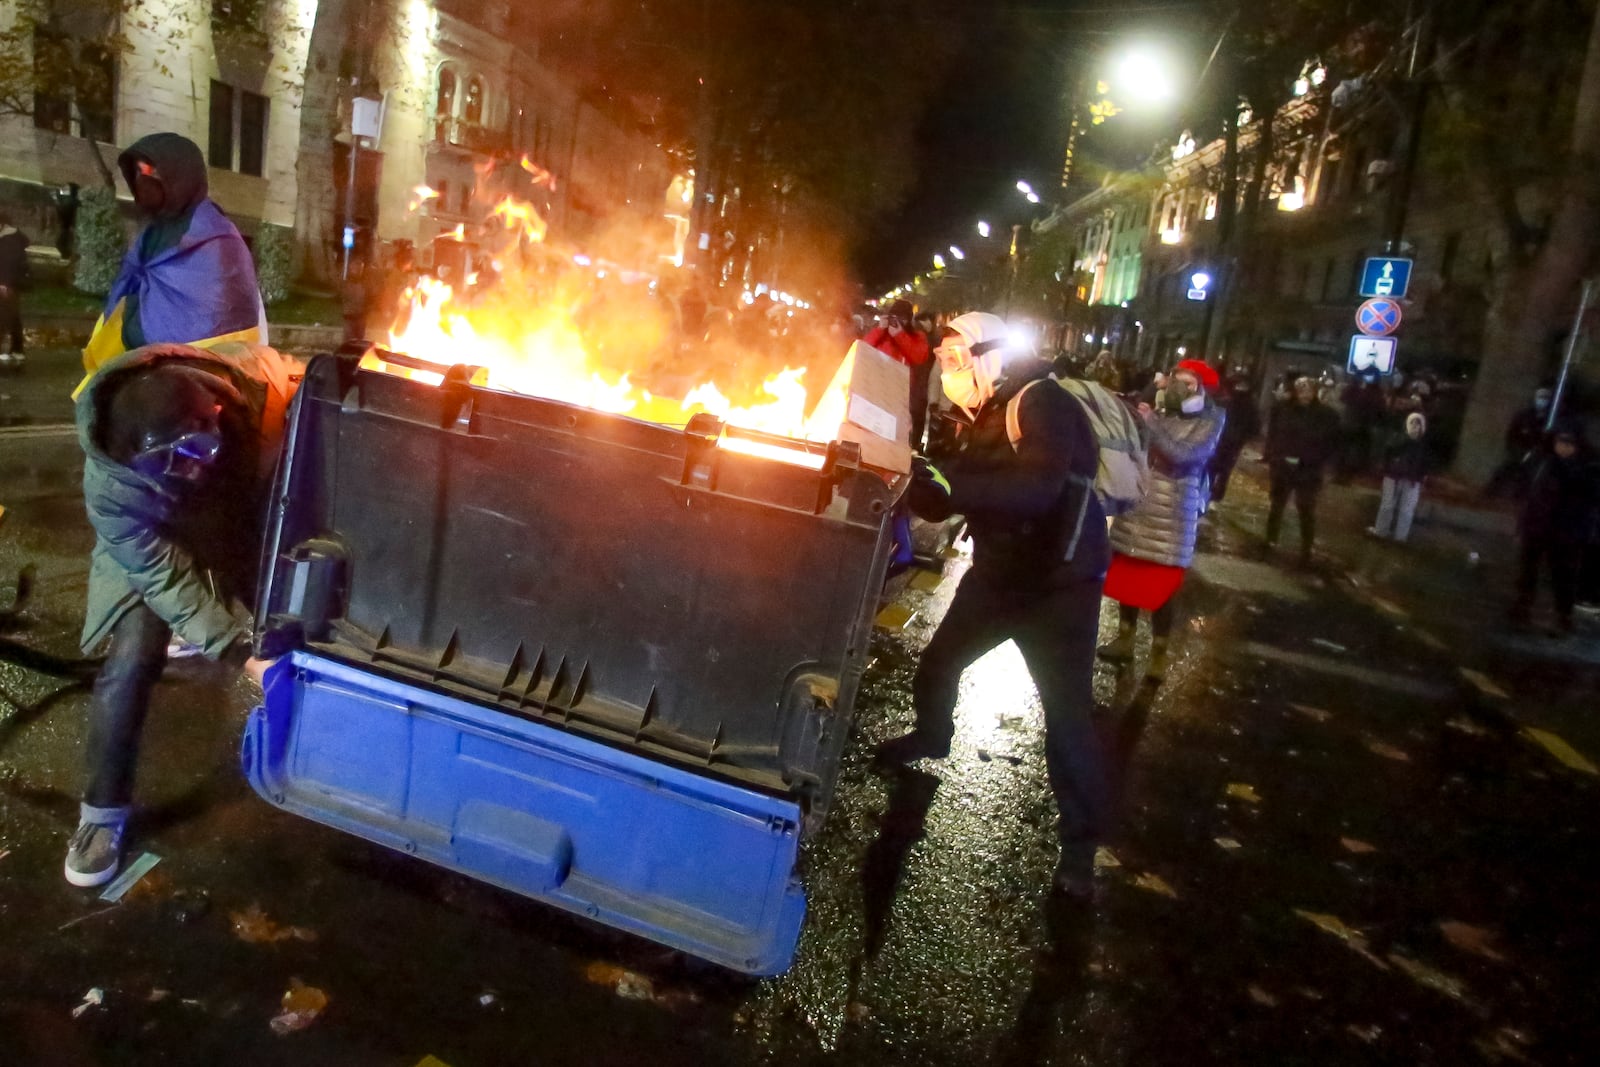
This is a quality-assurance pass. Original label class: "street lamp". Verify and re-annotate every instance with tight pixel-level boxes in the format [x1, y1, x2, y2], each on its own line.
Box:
[932, 253, 946, 270]
[1016, 180, 1041, 205]
[949, 245, 965, 260]
[977, 220, 991, 238]
[1112, 46, 1176, 106]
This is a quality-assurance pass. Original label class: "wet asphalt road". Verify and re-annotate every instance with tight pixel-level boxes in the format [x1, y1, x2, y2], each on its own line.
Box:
[2, 390, 1599, 1065]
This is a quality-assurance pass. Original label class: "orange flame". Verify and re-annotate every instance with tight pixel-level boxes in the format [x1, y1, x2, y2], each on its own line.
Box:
[489, 195, 548, 243]
[407, 184, 439, 212]
[520, 155, 558, 190]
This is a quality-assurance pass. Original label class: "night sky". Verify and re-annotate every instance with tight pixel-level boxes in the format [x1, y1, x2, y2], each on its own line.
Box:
[858, 1, 1217, 294]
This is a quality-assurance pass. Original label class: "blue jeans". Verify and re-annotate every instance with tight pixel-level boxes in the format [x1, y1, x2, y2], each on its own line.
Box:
[82, 602, 170, 809]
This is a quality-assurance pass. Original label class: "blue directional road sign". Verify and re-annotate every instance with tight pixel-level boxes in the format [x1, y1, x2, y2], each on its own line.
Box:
[1355, 297, 1403, 336]
[1348, 334, 1398, 376]
[1359, 257, 1412, 299]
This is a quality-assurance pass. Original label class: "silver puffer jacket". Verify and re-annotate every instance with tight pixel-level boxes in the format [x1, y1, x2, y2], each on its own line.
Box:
[1109, 398, 1225, 568]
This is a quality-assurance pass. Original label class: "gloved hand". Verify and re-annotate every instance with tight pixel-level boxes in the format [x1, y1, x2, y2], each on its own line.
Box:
[905, 455, 954, 520]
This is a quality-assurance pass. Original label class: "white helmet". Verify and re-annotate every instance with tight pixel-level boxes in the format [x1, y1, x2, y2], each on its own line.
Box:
[935, 311, 1014, 413]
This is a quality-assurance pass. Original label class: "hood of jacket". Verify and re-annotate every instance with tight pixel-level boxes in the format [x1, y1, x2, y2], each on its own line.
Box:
[118, 133, 209, 221]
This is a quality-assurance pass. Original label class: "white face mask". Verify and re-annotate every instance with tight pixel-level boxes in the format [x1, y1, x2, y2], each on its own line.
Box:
[1181, 393, 1205, 414]
[941, 366, 984, 413]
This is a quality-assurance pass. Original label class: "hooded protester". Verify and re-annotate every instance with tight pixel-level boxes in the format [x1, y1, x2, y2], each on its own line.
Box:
[76, 133, 266, 396]
[65, 341, 296, 888]
[1208, 366, 1260, 503]
[874, 312, 1112, 899]
[1098, 359, 1225, 682]
[1511, 422, 1599, 633]
[1368, 412, 1431, 543]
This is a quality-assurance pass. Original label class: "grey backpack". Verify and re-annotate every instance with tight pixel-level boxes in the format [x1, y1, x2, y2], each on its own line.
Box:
[1007, 378, 1150, 516]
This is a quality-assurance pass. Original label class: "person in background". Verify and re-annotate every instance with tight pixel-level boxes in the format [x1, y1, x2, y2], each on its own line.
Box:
[911, 309, 940, 449]
[1511, 422, 1599, 634]
[862, 299, 930, 445]
[875, 311, 1110, 899]
[76, 133, 265, 396]
[0, 211, 30, 368]
[1208, 367, 1260, 503]
[1489, 386, 1554, 498]
[65, 341, 295, 887]
[1086, 349, 1123, 392]
[1098, 359, 1225, 683]
[1264, 376, 1341, 565]
[1367, 412, 1431, 543]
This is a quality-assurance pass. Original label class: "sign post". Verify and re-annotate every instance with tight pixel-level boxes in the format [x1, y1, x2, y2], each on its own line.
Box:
[1359, 257, 1413, 299]
[1355, 297, 1403, 336]
[1348, 335, 1398, 376]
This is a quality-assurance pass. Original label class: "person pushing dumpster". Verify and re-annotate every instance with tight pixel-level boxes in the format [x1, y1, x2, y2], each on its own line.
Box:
[874, 311, 1112, 899]
[65, 341, 295, 887]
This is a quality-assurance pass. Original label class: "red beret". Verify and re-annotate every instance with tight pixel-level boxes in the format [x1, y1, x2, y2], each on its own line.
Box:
[1174, 359, 1220, 391]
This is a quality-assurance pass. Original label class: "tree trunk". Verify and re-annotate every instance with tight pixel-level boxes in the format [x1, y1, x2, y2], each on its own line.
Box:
[292, 0, 348, 287]
[1453, 0, 1600, 482]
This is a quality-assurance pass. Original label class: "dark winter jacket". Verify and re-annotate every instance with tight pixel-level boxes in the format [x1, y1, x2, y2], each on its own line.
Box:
[1265, 398, 1340, 480]
[1505, 407, 1547, 460]
[1110, 398, 1225, 568]
[1217, 384, 1260, 449]
[863, 325, 930, 367]
[916, 358, 1108, 584]
[1382, 436, 1432, 483]
[1519, 450, 1599, 545]
[0, 226, 29, 288]
[77, 342, 298, 656]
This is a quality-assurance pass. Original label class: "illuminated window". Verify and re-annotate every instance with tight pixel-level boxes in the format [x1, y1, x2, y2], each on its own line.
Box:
[464, 76, 484, 126]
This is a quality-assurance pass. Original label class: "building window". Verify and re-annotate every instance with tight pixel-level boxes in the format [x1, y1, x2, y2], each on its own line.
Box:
[463, 76, 484, 126]
[32, 29, 116, 142]
[209, 80, 268, 175]
[435, 67, 456, 141]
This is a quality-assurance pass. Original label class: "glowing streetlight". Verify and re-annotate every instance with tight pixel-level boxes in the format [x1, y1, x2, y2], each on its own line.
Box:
[932, 253, 946, 270]
[977, 220, 991, 238]
[1112, 47, 1176, 106]
[1016, 180, 1041, 204]
[949, 245, 965, 260]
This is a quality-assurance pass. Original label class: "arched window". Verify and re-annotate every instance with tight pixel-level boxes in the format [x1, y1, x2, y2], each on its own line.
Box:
[463, 76, 484, 126]
[435, 67, 456, 141]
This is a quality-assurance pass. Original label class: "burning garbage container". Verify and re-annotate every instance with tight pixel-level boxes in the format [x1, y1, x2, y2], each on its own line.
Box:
[242, 342, 907, 974]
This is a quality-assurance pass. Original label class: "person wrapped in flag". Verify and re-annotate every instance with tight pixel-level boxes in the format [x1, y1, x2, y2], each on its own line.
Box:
[77, 133, 266, 396]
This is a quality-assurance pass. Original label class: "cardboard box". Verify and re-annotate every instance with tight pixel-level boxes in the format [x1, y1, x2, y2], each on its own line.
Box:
[813, 340, 913, 474]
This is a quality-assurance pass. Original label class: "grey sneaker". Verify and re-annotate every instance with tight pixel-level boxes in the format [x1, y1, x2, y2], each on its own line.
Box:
[65, 814, 127, 888]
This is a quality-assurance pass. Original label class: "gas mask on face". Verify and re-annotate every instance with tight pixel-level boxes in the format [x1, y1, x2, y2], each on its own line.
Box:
[1168, 373, 1204, 414]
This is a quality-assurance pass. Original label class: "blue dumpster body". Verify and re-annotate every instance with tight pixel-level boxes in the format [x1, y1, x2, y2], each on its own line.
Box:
[242, 353, 896, 975]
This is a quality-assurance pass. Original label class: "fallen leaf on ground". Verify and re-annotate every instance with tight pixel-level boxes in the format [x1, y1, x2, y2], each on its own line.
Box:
[1247, 985, 1278, 1007]
[1290, 703, 1333, 723]
[1460, 668, 1510, 700]
[0, 848, 11, 861]
[1439, 921, 1508, 963]
[1340, 838, 1378, 855]
[1293, 909, 1390, 971]
[269, 978, 328, 1036]
[1225, 783, 1262, 804]
[1311, 638, 1348, 654]
[231, 903, 317, 944]
[1473, 1026, 1536, 1065]
[1364, 739, 1411, 763]
[147, 989, 170, 1003]
[1522, 727, 1598, 776]
[1369, 595, 1408, 618]
[1131, 872, 1179, 899]
[1215, 837, 1242, 851]
[1346, 1023, 1382, 1043]
[71, 988, 104, 1019]
[1445, 717, 1489, 737]
[1387, 952, 1472, 1004]
[584, 961, 654, 1001]
[1093, 846, 1121, 870]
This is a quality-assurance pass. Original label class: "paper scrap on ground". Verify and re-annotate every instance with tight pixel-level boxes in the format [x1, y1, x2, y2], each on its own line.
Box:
[1225, 783, 1262, 804]
[270, 978, 328, 1036]
[1340, 838, 1378, 855]
[1459, 668, 1509, 700]
[1445, 717, 1489, 737]
[874, 603, 916, 632]
[1215, 837, 1243, 851]
[99, 852, 160, 903]
[1293, 909, 1390, 971]
[1247, 985, 1278, 1007]
[1093, 846, 1122, 870]
[1311, 638, 1347, 654]
[909, 568, 943, 593]
[71, 988, 104, 1018]
[1522, 727, 1598, 776]
[1439, 920, 1508, 963]
[1346, 1023, 1382, 1043]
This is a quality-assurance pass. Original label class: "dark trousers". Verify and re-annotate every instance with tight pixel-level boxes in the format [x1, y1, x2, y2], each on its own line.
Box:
[1118, 597, 1177, 638]
[1515, 537, 1582, 624]
[1208, 439, 1246, 503]
[0, 286, 23, 353]
[1266, 466, 1320, 555]
[82, 602, 170, 809]
[911, 568, 1108, 866]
